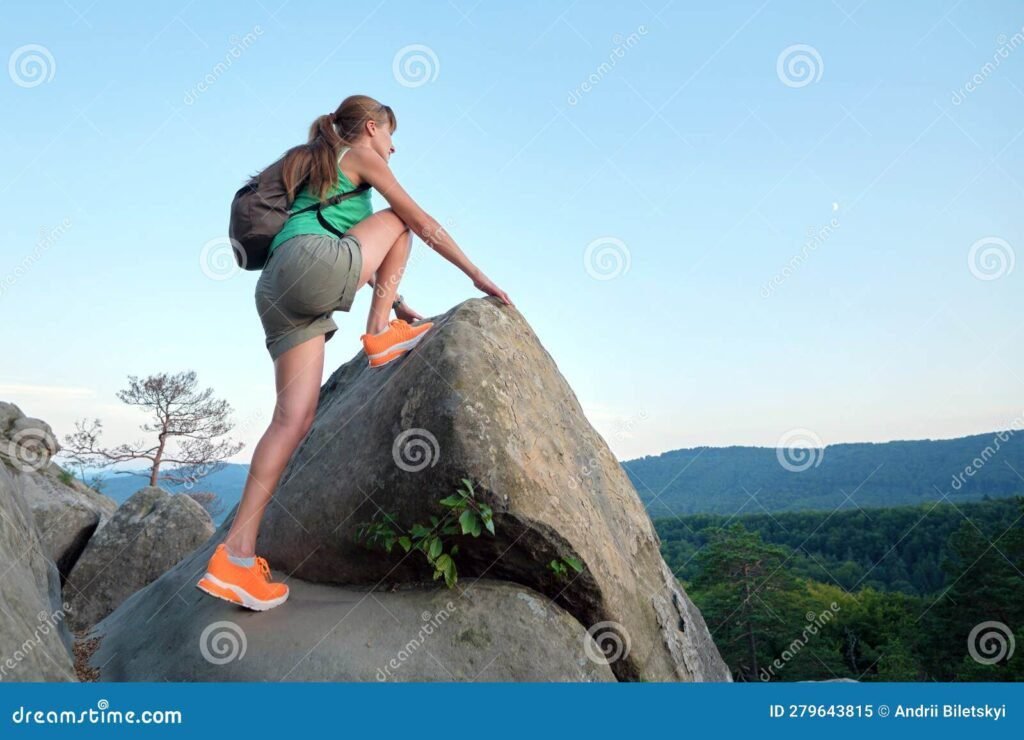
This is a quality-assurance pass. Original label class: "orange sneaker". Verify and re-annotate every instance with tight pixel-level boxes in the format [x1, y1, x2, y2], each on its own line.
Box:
[196, 544, 289, 611]
[360, 318, 434, 368]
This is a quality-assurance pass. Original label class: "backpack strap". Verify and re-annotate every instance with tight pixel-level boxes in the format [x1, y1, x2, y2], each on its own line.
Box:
[290, 183, 371, 215]
[316, 206, 346, 238]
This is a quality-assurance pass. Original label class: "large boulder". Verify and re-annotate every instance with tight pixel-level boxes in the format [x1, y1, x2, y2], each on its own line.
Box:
[87, 525, 615, 681]
[0, 401, 117, 579]
[65, 486, 214, 630]
[256, 297, 730, 681]
[0, 458, 76, 681]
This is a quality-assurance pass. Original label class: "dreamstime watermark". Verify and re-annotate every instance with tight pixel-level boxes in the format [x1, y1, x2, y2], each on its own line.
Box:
[392, 427, 440, 472]
[183, 25, 264, 105]
[776, 44, 824, 88]
[376, 602, 457, 680]
[950, 414, 1024, 491]
[967, 236, 1015, 281]
[373, 217, 457, 301]
[567, 26, 649, 105]
[952, 28, 1024, 105]
[775, 428, 825, 472]
[199, 620, 247, 665]
[583, 236, 631, 280]
[10, 699, 182, 725]
[179, 407, 264, 492]
[8, 44, 55, 88]
[392, 44, 439, 88]
[761, 217, 840, 298]
[0, 217, 73, 302]
[759, 602, 841, 681]
[0, 603, 70, 679]
[584, 620, 631, 666]
[967, 620, 1016, 665]
[610, 409, 649, 444]
[567, 443, 617, 491]
[568, 410, 649, 490]
[2, 424, 59, 473]
[199, 236, 244, 280]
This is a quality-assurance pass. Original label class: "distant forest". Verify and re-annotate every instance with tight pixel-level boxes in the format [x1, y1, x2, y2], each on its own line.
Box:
[655, 497, 1020, 595]
[624, 430, 1024, 517]
[655, 497, 1024, 681]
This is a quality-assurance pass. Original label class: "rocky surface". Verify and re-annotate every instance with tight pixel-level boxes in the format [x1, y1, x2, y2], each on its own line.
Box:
[65, 486, 214, 631]
[0, 400, 59, 470]
[16, 469, 117, 581]
[0, 401, 116, 579]
[255, 297, 731, 681]
[88, 525, 616, 682]
[0, 458, 76, 681]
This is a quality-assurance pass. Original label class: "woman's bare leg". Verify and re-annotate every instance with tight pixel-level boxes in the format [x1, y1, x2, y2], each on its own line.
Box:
[347, 208, 413, 335]
[223, 335, 325, 557]
[223, 211, 413, 556]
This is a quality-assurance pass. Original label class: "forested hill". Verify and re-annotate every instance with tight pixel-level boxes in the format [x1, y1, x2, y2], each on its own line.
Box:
[655, 497, 1022, 597]
[622, 430, 1023, 517]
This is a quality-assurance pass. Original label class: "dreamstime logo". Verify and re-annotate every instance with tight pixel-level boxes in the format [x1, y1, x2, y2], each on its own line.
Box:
[180, 408, 263, 492]
[584, 620, 631, 665]
[967, 620, 1015, 665]
[760, 602, 841, 680]
[776, 44, 824, 88]
[10, 697, 182, 725]
[775, 428, 825, 472]
[392, 44, 439, 88]
[392, 428, 440, 472]
[0, 603, 70, 680]
[9, 44, 56, 88]
[952, 27, 1024, 105]
[761, 217, 841, 298]
[967, 237, 1014, 281]
[376, 602, 457, 681]
[199, 236, 243, 280]
[416, 217, 456, 254]
[0, 216, 73, 303]
[183, 25, 264, 105]
[567, 25, 649, 105]
[4, 426, 57, 473]
[611, 409, 649, 443]
[199, 620, 247, 665]
[566, 441, 625, 491]
[950, 417, 1023, 491]
[583, 237, 631, 280]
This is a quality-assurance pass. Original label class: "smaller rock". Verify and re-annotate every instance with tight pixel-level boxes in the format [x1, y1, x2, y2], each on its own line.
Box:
[0, 401, 59, 472]
[0, 400, 118, 580]
[16, 466, 117, 580]
[65, 486, 214, 630]
[0, 400, 25, 436]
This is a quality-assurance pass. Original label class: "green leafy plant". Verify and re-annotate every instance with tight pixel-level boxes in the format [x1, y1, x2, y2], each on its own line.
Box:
[355, 478, 494, 588]
[548, 555, 584, 580]
[57, 468, 75, 486]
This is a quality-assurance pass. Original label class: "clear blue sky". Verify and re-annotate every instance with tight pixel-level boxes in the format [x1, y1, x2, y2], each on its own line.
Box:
[1, 0, 1021, 462]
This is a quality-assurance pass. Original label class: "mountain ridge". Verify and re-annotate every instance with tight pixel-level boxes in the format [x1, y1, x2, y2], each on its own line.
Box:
[87, 428, 1024, 522]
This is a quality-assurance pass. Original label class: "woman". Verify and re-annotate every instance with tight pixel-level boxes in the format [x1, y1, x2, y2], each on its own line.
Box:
[196, 94, 513, 611]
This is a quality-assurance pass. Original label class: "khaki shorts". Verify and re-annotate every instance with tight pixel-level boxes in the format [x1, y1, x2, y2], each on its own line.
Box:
[255, 232, 363, 361]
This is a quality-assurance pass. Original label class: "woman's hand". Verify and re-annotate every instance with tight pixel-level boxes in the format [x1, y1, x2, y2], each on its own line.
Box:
[472, 272, 514, 306]
[394, 300, 424, 323]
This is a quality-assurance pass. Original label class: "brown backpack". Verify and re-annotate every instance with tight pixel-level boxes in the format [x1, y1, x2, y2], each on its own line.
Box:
[228, 150, 371, 271]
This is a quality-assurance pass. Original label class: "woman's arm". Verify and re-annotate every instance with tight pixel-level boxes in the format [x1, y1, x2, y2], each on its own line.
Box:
[352, 148, 479, 280]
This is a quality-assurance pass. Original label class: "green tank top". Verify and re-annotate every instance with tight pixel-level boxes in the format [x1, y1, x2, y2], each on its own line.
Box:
[268, 146, 372, 254]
